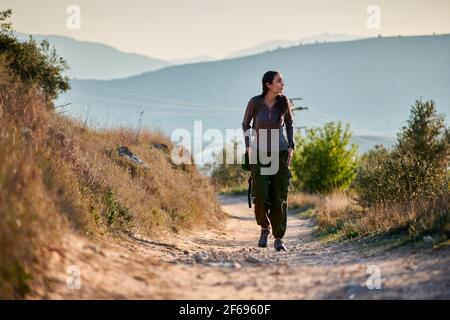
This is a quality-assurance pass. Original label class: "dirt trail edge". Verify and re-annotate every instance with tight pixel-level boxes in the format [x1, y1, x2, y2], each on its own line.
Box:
[33, 194, 450, 299]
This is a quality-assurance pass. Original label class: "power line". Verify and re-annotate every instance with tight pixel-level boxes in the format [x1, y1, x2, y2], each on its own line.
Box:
[65, 93, 243, 115]
[74, 81, 245, 110]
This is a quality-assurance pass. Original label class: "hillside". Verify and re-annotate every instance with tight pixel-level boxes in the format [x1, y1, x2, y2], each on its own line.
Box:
[0, 57, 225, 298]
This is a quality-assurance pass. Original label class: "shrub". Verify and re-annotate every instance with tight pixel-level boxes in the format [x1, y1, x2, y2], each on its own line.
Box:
[350, 100, 450, 241]
[0, 9, 70, 100]
[354, 100, 449, 208]
[291, 121, 359, 193]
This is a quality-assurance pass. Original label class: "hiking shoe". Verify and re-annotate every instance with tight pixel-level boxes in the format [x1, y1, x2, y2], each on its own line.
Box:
[274, 238, 287, 251]
[258, 228, 270, 248]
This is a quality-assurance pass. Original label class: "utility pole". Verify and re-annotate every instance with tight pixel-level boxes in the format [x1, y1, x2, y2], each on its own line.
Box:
[289, 97, 309, 135]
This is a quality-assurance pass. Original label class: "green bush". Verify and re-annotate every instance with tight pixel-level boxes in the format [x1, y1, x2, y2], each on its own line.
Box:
[0, 9, 70, 99]
[354, 148, 447, 207]
[291, 121, 359, 193]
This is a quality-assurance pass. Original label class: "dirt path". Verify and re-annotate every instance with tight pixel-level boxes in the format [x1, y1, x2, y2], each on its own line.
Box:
[32, 194, 450, 299]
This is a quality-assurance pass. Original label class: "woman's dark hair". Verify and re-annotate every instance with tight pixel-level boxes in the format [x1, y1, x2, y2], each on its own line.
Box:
[261, 71, 279, 97]
[261, 70, 289, 115]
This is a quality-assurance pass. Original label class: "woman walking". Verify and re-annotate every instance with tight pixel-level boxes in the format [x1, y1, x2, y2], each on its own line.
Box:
[242, 71, 295, 251]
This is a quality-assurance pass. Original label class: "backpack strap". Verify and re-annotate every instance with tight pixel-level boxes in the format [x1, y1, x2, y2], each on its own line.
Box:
[251, 95, 262, 129]
[247, 175, 252, 208]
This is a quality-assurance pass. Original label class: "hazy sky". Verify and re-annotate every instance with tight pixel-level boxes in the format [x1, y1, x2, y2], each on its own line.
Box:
[2, 0, 450, 60]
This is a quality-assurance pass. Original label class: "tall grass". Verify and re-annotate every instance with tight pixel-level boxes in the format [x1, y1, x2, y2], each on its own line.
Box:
[0, 59, 225, 298]
[289, 190, 450, 242]
[0, 113, 62, 298]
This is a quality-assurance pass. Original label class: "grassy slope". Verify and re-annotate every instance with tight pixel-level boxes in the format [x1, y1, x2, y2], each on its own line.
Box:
[0, 62, 225, 298]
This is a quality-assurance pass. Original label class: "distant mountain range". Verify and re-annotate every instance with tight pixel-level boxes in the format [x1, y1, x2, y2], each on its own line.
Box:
[168, 55, 218, 65]
[225, 33, 364, 59]
[15, 32, 170, 80]
[15, 32, 364, 80]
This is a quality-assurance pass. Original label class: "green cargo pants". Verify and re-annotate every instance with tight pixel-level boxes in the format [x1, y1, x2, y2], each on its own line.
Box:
[250, 149, 291, 239]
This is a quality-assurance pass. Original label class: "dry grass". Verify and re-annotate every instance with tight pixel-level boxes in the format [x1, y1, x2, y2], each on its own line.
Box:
[0, 118, 64, 298]
[319, 194, 449, 240]
[0, 63, 65, 298]
[289, 191, 362, 237]
[0, 60, 225, 298]
[288, 192, 322, 212]
[289, 189, 450, 241]
[47, 115, 225, 236]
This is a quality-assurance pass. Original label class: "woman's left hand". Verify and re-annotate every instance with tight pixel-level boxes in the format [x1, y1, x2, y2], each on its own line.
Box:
[287, 147, 294, 167]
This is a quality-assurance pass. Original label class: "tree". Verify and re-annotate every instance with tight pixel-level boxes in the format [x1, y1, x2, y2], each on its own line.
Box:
[0, 9, 70, 100]
[397, 99, 449, 168]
